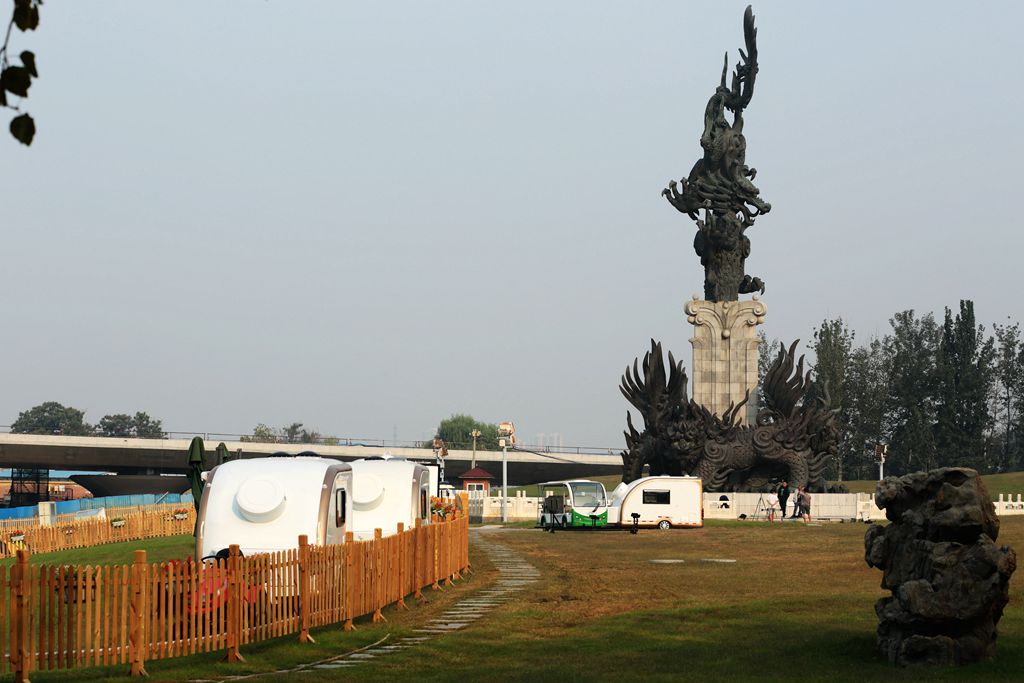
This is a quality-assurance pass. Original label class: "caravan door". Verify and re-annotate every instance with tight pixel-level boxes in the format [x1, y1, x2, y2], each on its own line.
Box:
[322, 468, 353, 545]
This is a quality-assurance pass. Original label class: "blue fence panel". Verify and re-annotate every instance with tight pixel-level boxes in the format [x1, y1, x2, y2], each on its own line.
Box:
[54, 499, 85, 515]
[0, 506, 38, 520]
[3, 492, 195, 520]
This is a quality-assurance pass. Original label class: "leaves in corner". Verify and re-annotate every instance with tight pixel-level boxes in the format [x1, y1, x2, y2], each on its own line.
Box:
[20, 51, 38, 78]
[13, 0, 41, 32]
[1, 66, 32, 97]
[10, 113, 35, 146]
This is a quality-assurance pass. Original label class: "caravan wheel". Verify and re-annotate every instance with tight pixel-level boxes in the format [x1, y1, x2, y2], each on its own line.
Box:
[657, 520, 672, 530]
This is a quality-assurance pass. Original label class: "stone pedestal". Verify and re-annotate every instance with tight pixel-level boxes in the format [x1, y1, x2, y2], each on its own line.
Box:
[685, 295, 766, 425]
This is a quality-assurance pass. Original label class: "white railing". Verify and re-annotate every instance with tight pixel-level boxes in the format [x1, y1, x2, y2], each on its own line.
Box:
[449, 489, 1024, 524]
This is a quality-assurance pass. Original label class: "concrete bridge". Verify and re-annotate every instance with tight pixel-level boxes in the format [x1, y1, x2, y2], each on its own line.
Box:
[0, 433, 622, 486]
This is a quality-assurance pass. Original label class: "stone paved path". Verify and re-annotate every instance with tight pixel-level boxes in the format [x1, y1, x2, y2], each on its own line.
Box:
[308, 527, 538, 673]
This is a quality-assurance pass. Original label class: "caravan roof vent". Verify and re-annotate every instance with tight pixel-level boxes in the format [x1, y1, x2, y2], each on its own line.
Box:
[235, 477, 286, 523]
[352, 473, 385, 510]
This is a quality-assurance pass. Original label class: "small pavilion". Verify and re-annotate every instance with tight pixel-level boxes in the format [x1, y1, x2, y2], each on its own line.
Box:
[457, 467, 495, 493]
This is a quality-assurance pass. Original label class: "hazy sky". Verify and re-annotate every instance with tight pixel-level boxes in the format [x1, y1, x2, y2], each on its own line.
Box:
[2, 2, 1022, 449]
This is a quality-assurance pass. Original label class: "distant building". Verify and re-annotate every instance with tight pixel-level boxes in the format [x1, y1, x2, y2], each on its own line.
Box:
[0, 477, 90, 507]
[457, 467, 496, 493]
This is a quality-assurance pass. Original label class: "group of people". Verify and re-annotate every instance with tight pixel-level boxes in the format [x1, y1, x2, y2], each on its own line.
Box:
[764, 479, 811, 523]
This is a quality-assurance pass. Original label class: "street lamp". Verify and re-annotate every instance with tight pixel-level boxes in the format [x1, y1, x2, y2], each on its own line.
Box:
[875, 443, 888, 481]
[470, 429, 481, 470]
[497, 422, 516, 523]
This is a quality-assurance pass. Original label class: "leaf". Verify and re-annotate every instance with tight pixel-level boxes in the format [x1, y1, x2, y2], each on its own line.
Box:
[13, 1, 40, 32]
[10, 113, 35, 146]
[20, 51, 37, 78]
[1, 67, 32, 97]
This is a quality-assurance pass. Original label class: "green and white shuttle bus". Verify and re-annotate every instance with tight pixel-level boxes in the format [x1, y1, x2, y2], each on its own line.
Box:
[537, 479, 610, 528]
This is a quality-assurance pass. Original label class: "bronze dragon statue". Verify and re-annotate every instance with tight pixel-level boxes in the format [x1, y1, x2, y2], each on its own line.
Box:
[662, 5, 770, 302]
[620, 340, 839, 492]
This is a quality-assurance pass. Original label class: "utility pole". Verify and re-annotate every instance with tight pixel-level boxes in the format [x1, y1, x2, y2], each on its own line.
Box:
[470, 429, 481, 470]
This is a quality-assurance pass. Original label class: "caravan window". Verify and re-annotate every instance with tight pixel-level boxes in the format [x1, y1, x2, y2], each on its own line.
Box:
[335, 489, 347, 527]
[643, 489, 671, 505]
[421, 490, 428, 520]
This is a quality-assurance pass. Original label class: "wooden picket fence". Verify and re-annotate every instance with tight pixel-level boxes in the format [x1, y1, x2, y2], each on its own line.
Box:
[0, 504, 188, 537]
[0, 513, 470, 680]
[0, 508, 196, 559]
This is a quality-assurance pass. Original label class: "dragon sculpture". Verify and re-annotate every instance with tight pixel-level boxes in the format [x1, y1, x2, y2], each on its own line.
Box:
[662, 5, 770, 302]
[620, 339, 839, 492]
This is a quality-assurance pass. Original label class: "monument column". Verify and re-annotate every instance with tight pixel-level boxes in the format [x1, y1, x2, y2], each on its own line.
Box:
[685, 294, 765, 425]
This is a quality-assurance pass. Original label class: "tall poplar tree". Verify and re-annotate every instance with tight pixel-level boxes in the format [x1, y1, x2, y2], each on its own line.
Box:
[883, 311, 939, 475]
[933, 301, 995, 470]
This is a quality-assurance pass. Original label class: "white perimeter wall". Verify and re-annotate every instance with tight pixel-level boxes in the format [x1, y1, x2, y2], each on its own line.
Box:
[471, 490, 1024, 523]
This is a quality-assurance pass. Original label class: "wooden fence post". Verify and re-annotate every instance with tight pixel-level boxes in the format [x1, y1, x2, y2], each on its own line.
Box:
[444, 517, 455, 587]
[395, 523, 406, 609]
[431, 522, 441, 591]
[463, 513, 470, 573]
[413, 519, 424, 600]
[372, 529, 386, 623]
[343, 532, 355, 631]
[128, 549, 148, 677]
[223, 545, 245, 663]
[12, 549, 31, 683]
[297, 535, 315, 643]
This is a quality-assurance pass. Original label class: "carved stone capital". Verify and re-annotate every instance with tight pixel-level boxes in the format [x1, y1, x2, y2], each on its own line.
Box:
[686, 296, 766, 425]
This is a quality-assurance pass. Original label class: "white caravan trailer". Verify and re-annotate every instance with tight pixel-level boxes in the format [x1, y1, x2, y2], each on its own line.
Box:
[607, 476, 703, 529]
[196, 456, 352, 561]
[348, 457, 433, 541]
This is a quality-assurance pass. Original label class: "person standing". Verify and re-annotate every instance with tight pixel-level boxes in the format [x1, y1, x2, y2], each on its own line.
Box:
[766, 491, 780, 523]
[776, 480, 791, 519]
[801, 488, 813, 523]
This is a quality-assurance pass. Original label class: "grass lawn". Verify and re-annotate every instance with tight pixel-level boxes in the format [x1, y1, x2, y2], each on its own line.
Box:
[0, 535, 196, 569]
[322, 518, 1020, 683]
[19, 519, 1024, 682]
[840, 471, 1024, 496]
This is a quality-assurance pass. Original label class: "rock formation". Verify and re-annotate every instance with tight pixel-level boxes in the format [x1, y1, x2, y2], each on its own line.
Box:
[864, 468, 1016, 666]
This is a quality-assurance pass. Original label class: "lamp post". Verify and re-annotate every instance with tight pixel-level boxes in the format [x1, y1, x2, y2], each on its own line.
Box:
[470, 429, 481, 470]
[875, 444, 888, 481]
[497, 422, 515, 524]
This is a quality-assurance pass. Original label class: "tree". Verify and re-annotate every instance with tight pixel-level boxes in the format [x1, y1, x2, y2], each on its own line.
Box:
[933, 301, 995, 471]
[433, 414, 499, 451]
[883, 311, 939, 475]
[131, 412, 164, 438]
[240, 423, 277, 443]
[97, 412, 164, 438]
[281, 422, 304, 444]
[992, 320, 1023, 471]
[96, 414, 133, 437]
[11, 401, 91, 435]
[756, 330, 780, 411]
[808, 318, 854, 480]
[2, 0, 42, 145]
[843, 336, 892, 480]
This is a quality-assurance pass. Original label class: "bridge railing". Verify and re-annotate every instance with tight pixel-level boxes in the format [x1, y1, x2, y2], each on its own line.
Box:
[0, 426, 621, 456]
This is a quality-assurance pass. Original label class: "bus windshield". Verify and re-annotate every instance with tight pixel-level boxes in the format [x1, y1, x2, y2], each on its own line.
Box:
[569, 481, 606, 507]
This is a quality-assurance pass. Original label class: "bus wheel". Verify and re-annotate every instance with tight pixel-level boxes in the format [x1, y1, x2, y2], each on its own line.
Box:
[658, 520, 672, 530]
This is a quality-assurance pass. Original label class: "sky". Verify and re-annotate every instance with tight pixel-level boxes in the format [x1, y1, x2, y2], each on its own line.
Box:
[2, 1, 1022, 450]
